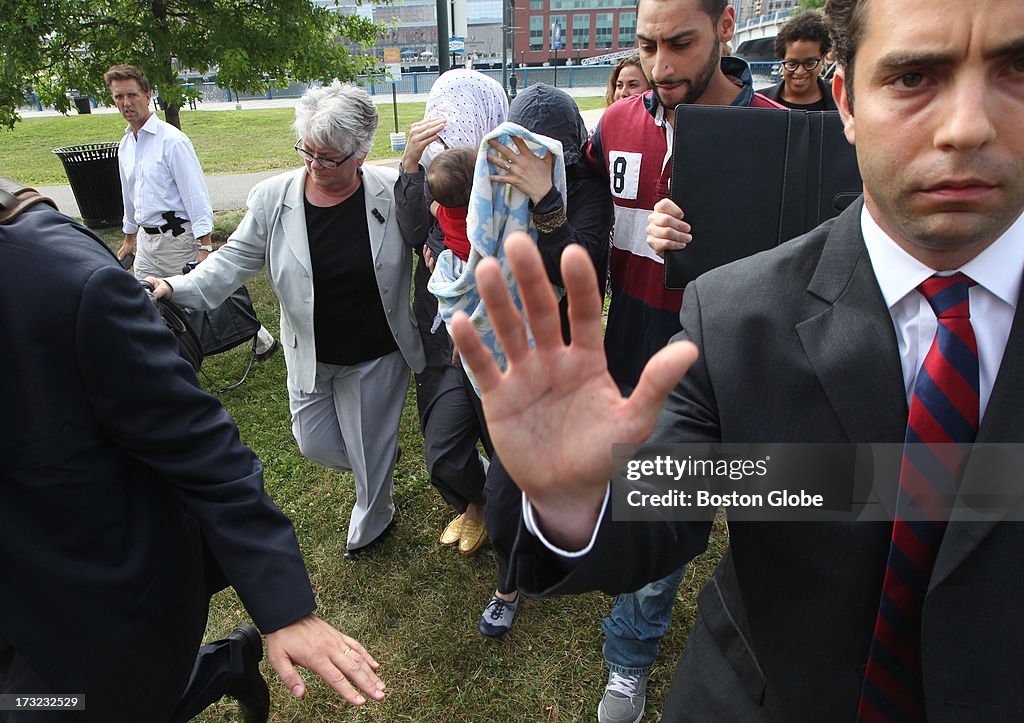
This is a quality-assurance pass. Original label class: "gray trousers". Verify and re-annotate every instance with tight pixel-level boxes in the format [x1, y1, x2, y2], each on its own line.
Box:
[288, 350, 409, 549]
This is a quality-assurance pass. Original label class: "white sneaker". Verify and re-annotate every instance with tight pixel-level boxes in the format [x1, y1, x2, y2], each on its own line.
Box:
[597, 670, 649, 723]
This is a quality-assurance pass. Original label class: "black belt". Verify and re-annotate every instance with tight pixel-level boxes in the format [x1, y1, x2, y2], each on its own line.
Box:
[142, 212, 188, 237]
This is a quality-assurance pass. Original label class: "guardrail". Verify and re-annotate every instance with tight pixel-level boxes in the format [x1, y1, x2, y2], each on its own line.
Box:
[357, 66, 616, 95]
[208, 67, 615, 101]
[21, 62, 781, 112]
[736, 8, 794, 32]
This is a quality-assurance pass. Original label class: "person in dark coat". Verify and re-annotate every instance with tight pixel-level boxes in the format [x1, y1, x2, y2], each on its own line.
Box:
[0, 182, 384, 722]
[476, 83, 613, 638]
[451, 0, 1024, 719]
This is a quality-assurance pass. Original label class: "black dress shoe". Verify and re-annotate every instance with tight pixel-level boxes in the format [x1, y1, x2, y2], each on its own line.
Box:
[227, 624, 270, 723]
[344, 518, 396, 560]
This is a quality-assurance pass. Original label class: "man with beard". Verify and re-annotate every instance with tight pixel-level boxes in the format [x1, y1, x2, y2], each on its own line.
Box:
[584, 1, 780, 719]
[593, 0, 779, 397]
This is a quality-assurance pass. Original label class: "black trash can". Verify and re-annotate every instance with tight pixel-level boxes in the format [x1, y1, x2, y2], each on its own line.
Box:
[52, 143, 124, 228]
[72, 96, 92, 114]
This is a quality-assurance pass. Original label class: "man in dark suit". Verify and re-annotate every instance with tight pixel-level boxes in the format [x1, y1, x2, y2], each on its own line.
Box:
[450, 0, 1024, 719]
[0, 184, 385, 721]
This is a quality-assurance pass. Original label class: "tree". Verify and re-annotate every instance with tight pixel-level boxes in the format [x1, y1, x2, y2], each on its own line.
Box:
[798, 0, 826, 10]
[0, 0, 383, 130]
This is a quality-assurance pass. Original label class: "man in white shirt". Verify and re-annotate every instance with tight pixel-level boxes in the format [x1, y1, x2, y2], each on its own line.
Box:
[449, 0, 1024, 719]
[106, 64, 214, 279]
[106, 64, 278, 361]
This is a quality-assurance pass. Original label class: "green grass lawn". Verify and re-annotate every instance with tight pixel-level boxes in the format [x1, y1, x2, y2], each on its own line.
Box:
[2, 96, 609, 186]
[83, 215, 728, 723]
[2, 107, 424, 186]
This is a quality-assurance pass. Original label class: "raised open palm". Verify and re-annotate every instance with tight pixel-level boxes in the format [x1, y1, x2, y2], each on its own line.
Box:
[450, 234, 698, 549]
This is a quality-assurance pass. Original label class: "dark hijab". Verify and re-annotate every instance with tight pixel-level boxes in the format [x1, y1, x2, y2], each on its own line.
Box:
[507, 83, 591, 192]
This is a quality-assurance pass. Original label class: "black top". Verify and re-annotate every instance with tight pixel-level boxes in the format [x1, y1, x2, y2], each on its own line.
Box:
[757, 78, 838, 111]
[530, 163, 613, 343]
[775, 96, 830, 111]
[305, 185, 398, 365]
[508, 84, 613, 342]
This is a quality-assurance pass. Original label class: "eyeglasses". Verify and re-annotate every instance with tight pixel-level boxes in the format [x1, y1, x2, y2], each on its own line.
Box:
[294, 143, 353, 168]
[781, 57, 822, 72]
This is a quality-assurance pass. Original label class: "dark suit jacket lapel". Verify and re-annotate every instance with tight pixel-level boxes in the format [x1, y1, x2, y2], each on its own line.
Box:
[796, 199, 908, 445]
[933, 279, 1024, 588]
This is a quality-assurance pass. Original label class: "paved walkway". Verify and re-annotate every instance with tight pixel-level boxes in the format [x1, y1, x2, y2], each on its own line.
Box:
[20, 85, 605, 119]
[36, 101, 606, 221]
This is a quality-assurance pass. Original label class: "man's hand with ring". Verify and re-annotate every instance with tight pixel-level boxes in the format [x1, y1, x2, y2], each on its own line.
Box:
[266, 613, 385, 706]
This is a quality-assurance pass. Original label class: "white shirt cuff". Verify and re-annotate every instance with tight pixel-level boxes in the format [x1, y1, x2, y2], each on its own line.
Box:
[520, 484, 610, 559]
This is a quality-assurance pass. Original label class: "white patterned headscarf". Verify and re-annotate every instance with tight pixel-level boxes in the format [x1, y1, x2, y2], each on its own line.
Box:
[422, 69, 509, 167]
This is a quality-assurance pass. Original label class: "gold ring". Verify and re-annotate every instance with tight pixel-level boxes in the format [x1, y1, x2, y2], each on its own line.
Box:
[504, 160, 512, 171]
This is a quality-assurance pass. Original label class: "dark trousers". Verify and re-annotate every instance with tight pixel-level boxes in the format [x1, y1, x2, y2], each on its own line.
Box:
[0, 633, 251, 723]
[1, 541, 249, 723]
[412, 261, 518, 595]
[411, 261, 449, 424]
[423, 363, 492, 511]
[168, 635, 251, 722]
[484, 454, 526, 596]
[413, 265, 492, 511]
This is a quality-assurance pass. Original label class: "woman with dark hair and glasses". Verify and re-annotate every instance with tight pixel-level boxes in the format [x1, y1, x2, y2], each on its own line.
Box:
[148, 82, 424, 559]
[758, 10, 837, 111]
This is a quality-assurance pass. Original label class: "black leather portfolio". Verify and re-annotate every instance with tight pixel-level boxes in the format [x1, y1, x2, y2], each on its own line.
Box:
[664, 105, 862, 290]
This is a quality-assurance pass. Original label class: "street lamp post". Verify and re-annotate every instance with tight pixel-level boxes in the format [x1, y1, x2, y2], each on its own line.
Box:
[436, 0, 450, 73]
[501, 0, 510, 94]
[551, 20, 562, 87]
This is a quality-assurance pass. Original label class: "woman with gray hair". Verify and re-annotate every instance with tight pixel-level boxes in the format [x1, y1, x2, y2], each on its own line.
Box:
[148, 82, 425, 558]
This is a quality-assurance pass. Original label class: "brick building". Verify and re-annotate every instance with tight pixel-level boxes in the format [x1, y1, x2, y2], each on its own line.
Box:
[513, 0, 639, 66]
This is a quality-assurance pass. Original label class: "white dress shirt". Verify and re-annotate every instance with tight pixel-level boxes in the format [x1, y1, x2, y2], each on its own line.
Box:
[861, 204, 1024, 418]
[525, 204, 1024, 557]
[118, 113, 214, 237]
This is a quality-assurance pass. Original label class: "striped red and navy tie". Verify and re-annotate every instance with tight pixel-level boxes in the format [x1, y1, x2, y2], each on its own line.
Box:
[857, 273, 979, 722]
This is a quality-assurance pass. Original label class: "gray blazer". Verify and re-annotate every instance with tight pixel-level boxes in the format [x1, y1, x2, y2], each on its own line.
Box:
[512, 198, 1024, 721]
[170, 165, 425, 393]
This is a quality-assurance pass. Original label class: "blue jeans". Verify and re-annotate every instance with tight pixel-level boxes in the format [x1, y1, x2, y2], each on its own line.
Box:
[602, 564, 688, 676]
